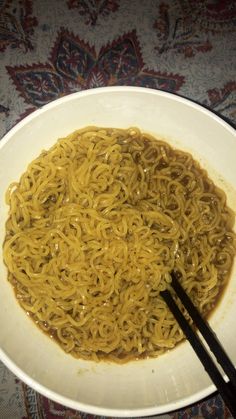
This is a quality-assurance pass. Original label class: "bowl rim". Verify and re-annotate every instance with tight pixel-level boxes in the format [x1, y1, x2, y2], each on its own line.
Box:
[1, 86, 235, 149]
[0, 86, 235, 417]
[0, 344, 217, 417]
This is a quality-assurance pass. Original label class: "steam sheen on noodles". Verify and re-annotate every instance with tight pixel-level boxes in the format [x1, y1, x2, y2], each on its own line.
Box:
[3, 127, 236, 362]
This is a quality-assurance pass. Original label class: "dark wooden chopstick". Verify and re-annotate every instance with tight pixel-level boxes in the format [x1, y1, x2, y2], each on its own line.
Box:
[170, 271, 236, 390]
[160, 273, 236, 417]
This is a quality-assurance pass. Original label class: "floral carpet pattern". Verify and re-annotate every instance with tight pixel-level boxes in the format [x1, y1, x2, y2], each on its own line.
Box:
[7, 28, 184, 108]
[0, 0, 236, 418]
[0, 0, 38, 52]
[67, 0, 120, 26]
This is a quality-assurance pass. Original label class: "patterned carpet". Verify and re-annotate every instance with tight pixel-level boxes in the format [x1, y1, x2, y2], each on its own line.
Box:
[0, 0, 236, 418]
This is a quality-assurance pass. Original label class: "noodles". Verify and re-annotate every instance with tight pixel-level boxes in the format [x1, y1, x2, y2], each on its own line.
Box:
[3, 126, 236, 362]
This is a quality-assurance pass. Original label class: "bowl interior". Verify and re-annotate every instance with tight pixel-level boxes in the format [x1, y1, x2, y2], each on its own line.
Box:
[0, 87, 236, 417]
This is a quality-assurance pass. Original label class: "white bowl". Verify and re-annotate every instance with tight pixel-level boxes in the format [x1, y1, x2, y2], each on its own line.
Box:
[0, 87, 236, 417]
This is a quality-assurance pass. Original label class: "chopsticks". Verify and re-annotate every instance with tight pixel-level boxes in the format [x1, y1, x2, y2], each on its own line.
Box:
[160, 272, 236, 417]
